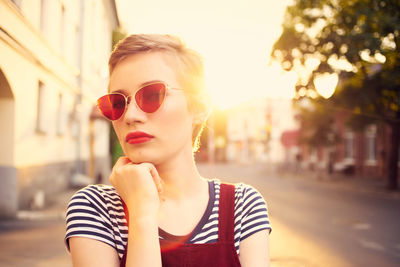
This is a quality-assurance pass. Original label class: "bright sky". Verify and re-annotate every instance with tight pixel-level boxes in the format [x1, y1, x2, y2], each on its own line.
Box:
[116, 0, 296, 109]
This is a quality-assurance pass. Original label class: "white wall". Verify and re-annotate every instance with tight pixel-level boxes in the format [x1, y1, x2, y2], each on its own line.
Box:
[0, 98, 14, 165]
[268, 98, 298, 164]
[0, 0, 116, 168]
[225, 97, 298, 164]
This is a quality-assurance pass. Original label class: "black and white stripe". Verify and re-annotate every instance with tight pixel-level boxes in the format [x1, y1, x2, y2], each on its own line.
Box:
[65, 180, 271, 259]
[188, 181, 271, 253]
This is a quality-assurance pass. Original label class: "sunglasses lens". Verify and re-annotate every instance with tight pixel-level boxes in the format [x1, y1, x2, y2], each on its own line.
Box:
[135, 83, 166, 113]
[97, 94, 126, 120]
[98, 83, 167, 120]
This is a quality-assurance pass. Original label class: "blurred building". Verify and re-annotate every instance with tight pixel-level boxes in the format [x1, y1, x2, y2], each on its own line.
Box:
[0, 0, 119, 218]
[280, 129, 300, 169]
[333, 117, 400, 179]
[223, 97, 298, 166]
[297, 111, 400, 179]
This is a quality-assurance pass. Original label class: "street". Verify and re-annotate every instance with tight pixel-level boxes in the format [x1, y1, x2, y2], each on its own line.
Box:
[0, 162, 399, 266]
[0, 192, 72, 267]
[198, 163, 400, 267]
[0, 219, 70, 267]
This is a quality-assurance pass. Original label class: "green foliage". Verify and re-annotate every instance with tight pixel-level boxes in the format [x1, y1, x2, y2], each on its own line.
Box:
[110, 126, 124, 166]
[112, 27, 128, 49]
[272, 0, 400, 188]
[272, 0, 400, 129]
[295, 98, 340, 147]
[274, 0, 400, 107]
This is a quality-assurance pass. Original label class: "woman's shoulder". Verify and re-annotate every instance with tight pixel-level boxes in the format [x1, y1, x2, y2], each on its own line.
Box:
[65, 184, 126, 255]
[209, 179, 271, 237]
[210, 179, 263, 200]
[68, 184, 121, 208]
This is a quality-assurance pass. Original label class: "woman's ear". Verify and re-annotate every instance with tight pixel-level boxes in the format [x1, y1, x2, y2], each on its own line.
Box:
[193, 110, 211, 125]
[192, 114, 204, 125]
[190, 99, 212, 125]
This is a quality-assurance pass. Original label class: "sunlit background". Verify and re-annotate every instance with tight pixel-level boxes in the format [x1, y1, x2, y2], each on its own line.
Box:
[1, 0, 399, 266]
[117, 0, 296, 109]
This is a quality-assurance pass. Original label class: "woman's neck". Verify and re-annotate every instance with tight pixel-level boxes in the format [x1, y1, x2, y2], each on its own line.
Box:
[155, 148, 206, 201]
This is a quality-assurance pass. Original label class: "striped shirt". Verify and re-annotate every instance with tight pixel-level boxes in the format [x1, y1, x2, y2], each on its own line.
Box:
[65, 179, 271, 259]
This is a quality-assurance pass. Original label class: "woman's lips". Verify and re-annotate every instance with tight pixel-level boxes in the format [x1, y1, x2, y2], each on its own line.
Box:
[125, 131, 154, 144]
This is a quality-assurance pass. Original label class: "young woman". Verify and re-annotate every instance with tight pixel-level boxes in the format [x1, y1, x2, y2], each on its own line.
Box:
[65, 34, 271, 267]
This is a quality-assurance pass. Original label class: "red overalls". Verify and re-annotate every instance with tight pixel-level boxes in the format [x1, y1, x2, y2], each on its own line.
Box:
[120, 183, 242, 267]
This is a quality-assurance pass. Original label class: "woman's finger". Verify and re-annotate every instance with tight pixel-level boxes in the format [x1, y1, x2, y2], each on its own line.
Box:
[114, 156, 131, 168]
[148, 164, 163, 194]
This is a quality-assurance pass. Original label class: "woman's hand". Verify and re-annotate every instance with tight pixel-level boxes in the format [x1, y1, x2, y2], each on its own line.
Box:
[109, 157, 163, 219]
[110, 157, 163, 267]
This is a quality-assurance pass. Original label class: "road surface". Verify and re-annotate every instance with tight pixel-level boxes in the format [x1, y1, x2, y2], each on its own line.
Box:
[197, 163, 400, 267]
[1, 162, 399, 266]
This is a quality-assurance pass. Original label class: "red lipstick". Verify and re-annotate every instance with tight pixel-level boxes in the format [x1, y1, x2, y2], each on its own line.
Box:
[125, 131, 154, 144]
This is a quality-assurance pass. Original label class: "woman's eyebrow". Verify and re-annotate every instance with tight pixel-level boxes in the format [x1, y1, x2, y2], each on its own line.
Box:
[140, 79, 164, 86]
[109, 80, 166, 94]
[110, 89, 129, 95]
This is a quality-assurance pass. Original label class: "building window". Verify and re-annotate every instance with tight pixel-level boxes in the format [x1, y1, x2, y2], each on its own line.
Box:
[74, 25, 80, 70]
[344, 131, 354, 162]
[398, 144, 400, 166]
[11, 0, 22, 9]
[40, 0, 49, 34]
[60, 5, 66, 57]
[36, 82, 47, 133]
[56, 93, 65, 135]
[365, 125, 377, 164]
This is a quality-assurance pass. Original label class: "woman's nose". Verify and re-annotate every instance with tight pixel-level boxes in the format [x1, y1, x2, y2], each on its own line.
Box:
[123, 98, 147, 124]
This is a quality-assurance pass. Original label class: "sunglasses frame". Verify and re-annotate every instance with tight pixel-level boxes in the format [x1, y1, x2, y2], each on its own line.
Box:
[97, 82, 184, 121]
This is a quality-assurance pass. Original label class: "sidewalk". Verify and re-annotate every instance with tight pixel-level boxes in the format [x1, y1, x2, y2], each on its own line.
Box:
[16, 188, 76, 221]
[0, 188, 77, 267]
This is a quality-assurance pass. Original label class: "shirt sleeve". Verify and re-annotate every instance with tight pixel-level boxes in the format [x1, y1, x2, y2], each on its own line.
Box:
[238, 184, 271, 241]
[65, 185, 116, 251]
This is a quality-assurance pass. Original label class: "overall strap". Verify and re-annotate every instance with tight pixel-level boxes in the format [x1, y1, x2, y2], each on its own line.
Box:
[218, 183, 236, 243]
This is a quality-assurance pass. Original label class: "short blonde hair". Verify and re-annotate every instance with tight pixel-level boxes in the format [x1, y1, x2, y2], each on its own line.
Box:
[109, 34, 211, 152]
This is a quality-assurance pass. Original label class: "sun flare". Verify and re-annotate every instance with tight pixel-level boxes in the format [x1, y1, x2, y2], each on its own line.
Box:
[314, 73, 339, 99]
[205, 63, 297, 110]
[116, 0, 293, 109]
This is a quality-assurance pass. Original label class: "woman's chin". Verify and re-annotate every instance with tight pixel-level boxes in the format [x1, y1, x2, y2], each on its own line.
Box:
[126, 158, 148, 164]
[125, 154, 157, 165]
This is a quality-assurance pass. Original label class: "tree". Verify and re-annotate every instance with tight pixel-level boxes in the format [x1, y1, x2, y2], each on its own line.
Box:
[295, 98, 340, 148]
[272, 0, 400, 190]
